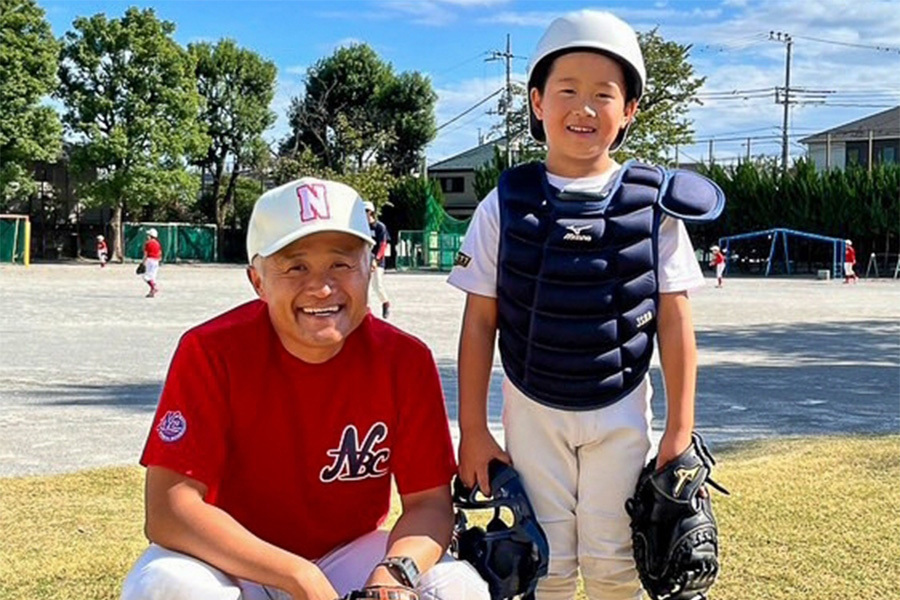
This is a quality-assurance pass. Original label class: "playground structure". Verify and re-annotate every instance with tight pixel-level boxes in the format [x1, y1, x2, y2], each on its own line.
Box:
[719, 228, 853, 279]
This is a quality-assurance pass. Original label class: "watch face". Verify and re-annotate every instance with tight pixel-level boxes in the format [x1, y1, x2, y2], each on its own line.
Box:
[383, 556, 419, 587]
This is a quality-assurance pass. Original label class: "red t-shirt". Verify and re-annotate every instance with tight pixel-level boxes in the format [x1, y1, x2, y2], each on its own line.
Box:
[845, 246, 856, 263]
[141, 301, 456, 560]
[144, 238, 162, 259]
[97, 241, 108, 254]
[713, 252, 725, 265]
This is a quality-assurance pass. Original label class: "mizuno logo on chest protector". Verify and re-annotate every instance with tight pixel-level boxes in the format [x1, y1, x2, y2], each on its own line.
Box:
[563, 224, 592, 242]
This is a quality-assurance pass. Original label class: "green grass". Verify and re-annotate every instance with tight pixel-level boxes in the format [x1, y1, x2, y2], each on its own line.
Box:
[1, 435, 897, 600]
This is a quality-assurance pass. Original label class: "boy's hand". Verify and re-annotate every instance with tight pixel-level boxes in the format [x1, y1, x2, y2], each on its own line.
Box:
[655, 428, 693, 471]
[458, 428, 511, 496]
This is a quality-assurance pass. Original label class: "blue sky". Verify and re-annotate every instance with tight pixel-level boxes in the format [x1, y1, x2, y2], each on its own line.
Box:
[41, 0, 900, 166]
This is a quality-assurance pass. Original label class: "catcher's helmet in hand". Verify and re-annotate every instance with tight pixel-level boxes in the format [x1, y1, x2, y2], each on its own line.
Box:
[451, 460, 549, 600]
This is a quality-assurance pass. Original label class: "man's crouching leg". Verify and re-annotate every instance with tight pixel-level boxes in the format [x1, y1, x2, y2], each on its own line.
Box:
[120, 544, 242, 600]
[321, 530, 490, 600]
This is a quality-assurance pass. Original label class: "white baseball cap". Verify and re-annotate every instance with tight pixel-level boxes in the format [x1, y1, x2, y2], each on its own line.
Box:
[246, 177, 375, 263]
[147, 228, 158, 238]
[363, 201, 375, 213]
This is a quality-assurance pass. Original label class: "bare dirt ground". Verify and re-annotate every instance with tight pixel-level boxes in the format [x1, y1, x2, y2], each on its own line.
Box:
[1, 261, 897, 477]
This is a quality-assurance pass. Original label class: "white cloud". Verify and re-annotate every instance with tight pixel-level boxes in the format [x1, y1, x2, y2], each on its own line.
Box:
[283, 65, 307, 76]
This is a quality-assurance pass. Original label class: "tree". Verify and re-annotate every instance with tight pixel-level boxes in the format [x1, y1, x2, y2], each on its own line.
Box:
[57, 7, 204, 260]
[623, 29, 704, 164]
[190, 39, 276, 246]
[497, 28, 704, 166]
[283, 43, 436, 176]
[0, 0, 62, 206]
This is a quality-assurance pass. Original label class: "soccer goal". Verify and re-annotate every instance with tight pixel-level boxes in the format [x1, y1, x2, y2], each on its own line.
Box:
[0, 214, 31, 266]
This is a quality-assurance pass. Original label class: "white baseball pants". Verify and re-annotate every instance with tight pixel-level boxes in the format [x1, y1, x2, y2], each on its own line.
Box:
[370, 266, 389, 304]
[142, 258, 160, 283]
[120, 529, 489, 600]
[502, 377, 653, 600]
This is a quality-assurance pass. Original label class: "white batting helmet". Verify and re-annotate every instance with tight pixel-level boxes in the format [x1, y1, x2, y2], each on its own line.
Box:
[527, 10, 646, 150]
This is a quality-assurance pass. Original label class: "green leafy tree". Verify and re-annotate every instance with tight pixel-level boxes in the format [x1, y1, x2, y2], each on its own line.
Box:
[190, 39, 276, 246]
[621, 29, 704, 164]
[57, 7, 204, 260]
[0, 0, 62, 205]
[473, 145, 508, 200]
[283, 43, 436, 176]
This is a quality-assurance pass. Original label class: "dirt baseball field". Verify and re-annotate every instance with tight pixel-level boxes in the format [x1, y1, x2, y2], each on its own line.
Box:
[1, 262, 897, 477]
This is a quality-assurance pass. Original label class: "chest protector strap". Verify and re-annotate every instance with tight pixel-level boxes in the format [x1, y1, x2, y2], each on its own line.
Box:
[496, 161, 723, 410]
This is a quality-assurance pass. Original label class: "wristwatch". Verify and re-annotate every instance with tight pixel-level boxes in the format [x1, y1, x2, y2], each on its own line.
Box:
[377, 556, 420, 588]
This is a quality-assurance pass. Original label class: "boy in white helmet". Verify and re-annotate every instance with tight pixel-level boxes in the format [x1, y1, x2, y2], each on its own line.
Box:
[448, 10, 724, 600]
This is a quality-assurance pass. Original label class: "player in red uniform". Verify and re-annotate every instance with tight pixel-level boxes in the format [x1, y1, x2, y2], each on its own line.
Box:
[140, 228, 163, 297]
[121, 179, 489, 600]
[710, 244, 726, 288]
[843, 239, 859, 284]
[96, 235, 108, 268]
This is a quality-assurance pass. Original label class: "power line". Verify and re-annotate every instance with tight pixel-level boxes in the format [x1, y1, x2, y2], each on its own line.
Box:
[790, 33, 900, 54]
[431, 51, 490, 77]
[436, 88, 503, 132]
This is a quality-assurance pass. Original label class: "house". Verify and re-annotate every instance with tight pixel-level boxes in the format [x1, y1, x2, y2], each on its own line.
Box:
[427, 137, 508, 218]
[800, 106, 899, 171]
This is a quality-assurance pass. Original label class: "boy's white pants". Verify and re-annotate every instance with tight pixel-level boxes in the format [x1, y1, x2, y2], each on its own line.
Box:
[715, 263, 725, 279]
[142, 258, 160, 283]
[843, 261, 856, 277]
[502, 377, 653, 600]
[120, 529, 489, 600]
[370, 266, 389, 304]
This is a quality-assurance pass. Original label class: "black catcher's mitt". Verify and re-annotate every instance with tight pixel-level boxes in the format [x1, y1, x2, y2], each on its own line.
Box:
[135, 262, 146, 275]
[625, 432, 729, 600]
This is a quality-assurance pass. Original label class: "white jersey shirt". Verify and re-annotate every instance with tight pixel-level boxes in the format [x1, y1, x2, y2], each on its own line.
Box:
[448, 165, 705, 297]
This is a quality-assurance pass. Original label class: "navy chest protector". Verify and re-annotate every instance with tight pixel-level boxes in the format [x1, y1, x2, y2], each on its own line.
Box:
[497, 161, 724, 410]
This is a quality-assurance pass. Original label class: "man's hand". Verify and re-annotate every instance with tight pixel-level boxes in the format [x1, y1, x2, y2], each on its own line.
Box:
[283, 562, 339, 600]
[458, 428, 510, 495]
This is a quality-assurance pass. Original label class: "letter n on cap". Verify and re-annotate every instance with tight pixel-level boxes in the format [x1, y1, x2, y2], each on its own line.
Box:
[297, 183, 331, 222]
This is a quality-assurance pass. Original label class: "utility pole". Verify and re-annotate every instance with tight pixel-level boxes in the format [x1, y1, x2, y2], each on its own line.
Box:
[487, 34, 514, 167]
[769, 31, 793, 173]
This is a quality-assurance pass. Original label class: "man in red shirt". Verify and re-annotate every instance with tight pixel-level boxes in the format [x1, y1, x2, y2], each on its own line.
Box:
[141, 228, 163, 297]
[121, 179, 489, 600]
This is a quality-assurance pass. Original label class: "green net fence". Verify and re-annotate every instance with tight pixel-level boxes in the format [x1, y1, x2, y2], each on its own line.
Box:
[424, 192, 471, 235]
[124, 223, 217, 262]
[395, 193, 471, 272]
[0, 216, 28, 263]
